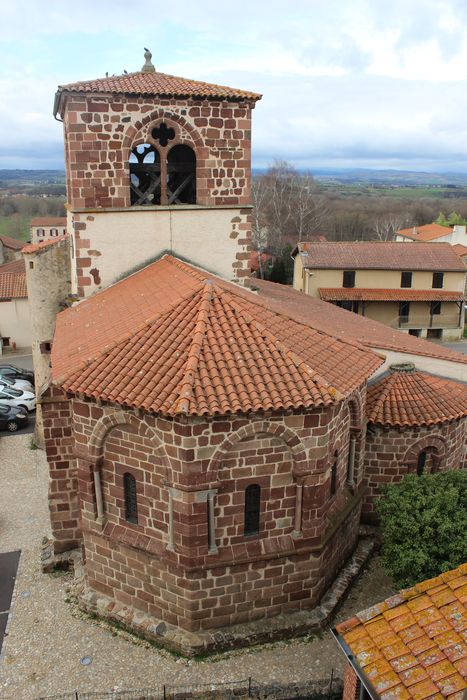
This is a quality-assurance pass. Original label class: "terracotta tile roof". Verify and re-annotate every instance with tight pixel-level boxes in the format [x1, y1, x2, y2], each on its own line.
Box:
[397, 224, 453, 242]
[0, 259, 27, 299]
[334, 562, 467, 700]
[30, 217, 67, 227]
[0, 235, 25, 251]
[452, 244, 467, 258]
[55, 70, 261, 113]
[51, 255, 382, 416]
[245, 279, 467, 366]
[319, 288, 464, 302]
[22, 234, 68, 254]
[295, 241, 466, 272]
[367, 364, 467, 427]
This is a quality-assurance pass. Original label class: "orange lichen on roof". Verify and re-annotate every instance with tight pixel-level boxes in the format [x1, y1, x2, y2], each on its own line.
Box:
[366, 365, 467, 427]
[335, 562, 467, 700]
[51, 255, 382, 416]
[319, 288, 464, 302]
[397, 224, 454, 242]
[22, 234, 68, 254]
[55, 70, 261, 105]
[0, 259, 27, 299]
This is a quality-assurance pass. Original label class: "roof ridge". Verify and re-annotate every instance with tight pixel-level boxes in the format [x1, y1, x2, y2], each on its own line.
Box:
[223, 289, 343, 402]
[173, 281, 213, 415]
[367, 371, 397, 423]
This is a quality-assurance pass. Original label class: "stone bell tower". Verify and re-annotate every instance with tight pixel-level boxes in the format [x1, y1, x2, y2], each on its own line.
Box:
[53, 50, 262, 297]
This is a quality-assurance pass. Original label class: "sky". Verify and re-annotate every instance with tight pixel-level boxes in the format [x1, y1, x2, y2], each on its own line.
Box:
[2, 0, 467, 173]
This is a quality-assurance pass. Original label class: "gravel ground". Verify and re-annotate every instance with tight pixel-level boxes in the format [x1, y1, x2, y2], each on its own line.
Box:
[0, 435, 396, 700]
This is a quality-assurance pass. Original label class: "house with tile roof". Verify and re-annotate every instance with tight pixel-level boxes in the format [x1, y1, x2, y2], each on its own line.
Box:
[32, 50, 467, 656]
[0, 234, 24, 265]
[0, 258, 31, 351]
[292, 241, 466, 341]
[333, 562, 467, 700]
[30, 217, 67, 244]
[396, 222, 467, 247]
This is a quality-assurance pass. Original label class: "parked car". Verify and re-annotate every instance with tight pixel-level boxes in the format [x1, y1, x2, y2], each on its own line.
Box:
[0, 386, 36, 412]
[0, 364, 35, 385]
[0, 374, 34, 392]
[0, 404, 29, 432]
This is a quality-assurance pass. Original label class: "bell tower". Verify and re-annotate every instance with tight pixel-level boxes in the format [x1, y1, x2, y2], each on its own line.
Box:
[54, 50, 261, 296]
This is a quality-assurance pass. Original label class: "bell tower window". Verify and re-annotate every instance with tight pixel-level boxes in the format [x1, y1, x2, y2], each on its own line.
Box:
[167, 145, 197, 204]
[129, 144, 161, 205]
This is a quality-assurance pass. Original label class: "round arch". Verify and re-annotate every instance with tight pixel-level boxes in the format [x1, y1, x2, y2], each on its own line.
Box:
[402, 434, 447, 473]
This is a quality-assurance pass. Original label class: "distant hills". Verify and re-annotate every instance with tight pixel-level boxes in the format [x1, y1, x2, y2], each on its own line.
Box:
[252, 167, 467, 186]
[0, 169, 65, 186]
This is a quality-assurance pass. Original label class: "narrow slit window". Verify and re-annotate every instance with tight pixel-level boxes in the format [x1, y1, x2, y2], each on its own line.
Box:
[330, 454, 338, 497]
[123, 472, 138, 524]
[244, 484, 261, 536]
[417, 451, 427, 476]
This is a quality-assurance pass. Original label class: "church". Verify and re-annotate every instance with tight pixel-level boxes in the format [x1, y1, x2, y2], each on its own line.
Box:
[28, 51, 467, 655]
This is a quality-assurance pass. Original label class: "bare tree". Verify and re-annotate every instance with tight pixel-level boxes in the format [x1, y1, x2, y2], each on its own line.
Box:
[371, 214, 407, 241]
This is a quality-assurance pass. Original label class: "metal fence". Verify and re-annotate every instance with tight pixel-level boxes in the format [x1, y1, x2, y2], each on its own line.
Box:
[2, 672, 342, 700]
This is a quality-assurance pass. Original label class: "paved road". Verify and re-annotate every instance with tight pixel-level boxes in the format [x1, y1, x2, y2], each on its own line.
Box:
[0, 550, 21, 655]
[438, 339, 467, 355]
[0, 353, 33, 372]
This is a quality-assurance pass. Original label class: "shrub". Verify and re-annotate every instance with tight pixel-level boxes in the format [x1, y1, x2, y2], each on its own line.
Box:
[376, 470, 467, 588]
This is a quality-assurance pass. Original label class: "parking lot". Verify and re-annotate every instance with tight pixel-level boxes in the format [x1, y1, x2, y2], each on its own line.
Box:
[0, 354, 35, 438]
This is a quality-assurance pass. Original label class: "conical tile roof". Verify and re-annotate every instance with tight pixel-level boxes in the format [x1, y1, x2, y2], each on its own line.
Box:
[367, 363, 467, 427]
[52, 256, 382, 416]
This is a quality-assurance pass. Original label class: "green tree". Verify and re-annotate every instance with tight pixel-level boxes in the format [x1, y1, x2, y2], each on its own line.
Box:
[376, 471, 467, 588]
[447, 211, 467, 226]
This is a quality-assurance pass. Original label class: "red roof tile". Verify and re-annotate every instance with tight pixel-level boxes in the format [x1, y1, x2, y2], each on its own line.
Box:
[295, 241, 466, 272]
[319, 288, 464, 302]
[0, 235, 25, 250]
[366, 364, 467, 427]
[245, 279, 467, 366]
[334, 563, 467, 700]
[30, 217, 67, 227]
[22, 234, 68, 254]
[452, 244, 467, 258]
[396, 224, 453, 242]
[51, 255, 382, 416]
[0, 259, 27, 299]
[55, 70, 261, 114]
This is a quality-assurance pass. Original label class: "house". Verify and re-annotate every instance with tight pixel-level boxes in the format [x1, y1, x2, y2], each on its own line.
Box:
[0, 259, 31, 351]
[0, 235, 24, 264]
[31, 51, 467, 656]
[333, 562, 467, 700]
[30, 217, 67, 244]
[292, 241, 466, 341]
[396, 222, 467, 247]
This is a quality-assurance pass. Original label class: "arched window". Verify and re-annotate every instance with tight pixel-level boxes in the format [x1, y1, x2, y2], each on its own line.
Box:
[167, 145, 196, 204]
[123, 472, 138, 524]
[330, 453, 338, 497]
[129, 144, 161, 205]
[244, 484, 261, 536]
[417, 451, 427, 476]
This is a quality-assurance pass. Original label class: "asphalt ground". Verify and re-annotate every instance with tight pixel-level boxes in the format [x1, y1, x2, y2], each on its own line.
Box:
[0, 551, 21, 655]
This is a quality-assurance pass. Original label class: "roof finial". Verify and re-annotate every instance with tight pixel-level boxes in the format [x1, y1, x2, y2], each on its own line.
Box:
[142, 48, 155, 73]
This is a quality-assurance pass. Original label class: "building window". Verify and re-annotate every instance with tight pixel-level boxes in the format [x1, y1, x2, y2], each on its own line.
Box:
[432, 272, 444, 289]
[427, 328, 442, 339]
[123, 472, 138, 524]
[167, 145, 196, 204]
[399, 301, 410, 320]
[336, 300, 359, 313]
[37, 228, 45, 237]
[430, 301, 441, 315]
[244, 484, 261, 536]
[129, 143, 161, 205]
[401, 271, 412, 288]
[342, 270, 355, 288]
[408, 329, 421, 336]
[330, 454, 338, 497]
[417, 451, 427, 476]
[50, 228, 58, 237]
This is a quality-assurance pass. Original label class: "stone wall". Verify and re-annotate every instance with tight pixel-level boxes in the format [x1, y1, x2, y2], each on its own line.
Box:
[362, 418, 466, 521]
[48, 385, 367, 636]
